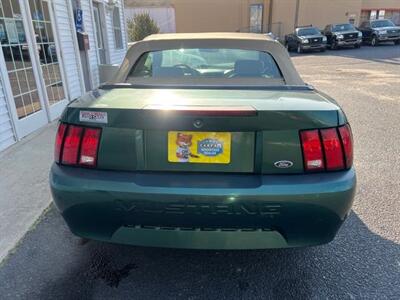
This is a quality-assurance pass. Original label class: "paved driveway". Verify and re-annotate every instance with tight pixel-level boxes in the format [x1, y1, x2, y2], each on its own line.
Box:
[0, 45, 399, 300]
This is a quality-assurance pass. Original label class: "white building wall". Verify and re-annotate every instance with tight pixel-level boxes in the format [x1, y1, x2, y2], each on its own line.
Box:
[81, 0, 100, 88]
[53, 0, 84, 100]
[0, 0, 127, 153]
[79, 0, 128, 88]
[0, 76, 16, 152]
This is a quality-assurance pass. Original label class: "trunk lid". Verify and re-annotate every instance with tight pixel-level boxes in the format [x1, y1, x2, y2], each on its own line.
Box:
[63, 88, 343, 174]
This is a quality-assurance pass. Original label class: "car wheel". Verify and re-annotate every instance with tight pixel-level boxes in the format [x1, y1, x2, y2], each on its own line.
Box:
[297, 44, 302, 53]
[371, 36, 378, 46]
[320, 47, 326, 52]
[354, 43, 361, 49]
[395, 39, 400, 45]
[331, 40, 338, 50]
[285, 43, 290, 52]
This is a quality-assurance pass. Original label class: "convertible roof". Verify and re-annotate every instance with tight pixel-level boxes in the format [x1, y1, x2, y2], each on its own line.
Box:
[144, 32, 274, 42]
[112, 32, 304, 86]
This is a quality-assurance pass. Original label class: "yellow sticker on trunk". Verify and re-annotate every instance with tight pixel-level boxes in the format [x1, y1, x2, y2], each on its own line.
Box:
[168, 131, 231, 164]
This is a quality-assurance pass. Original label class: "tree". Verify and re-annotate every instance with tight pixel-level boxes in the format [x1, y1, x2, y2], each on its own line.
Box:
[127, 13, 160, 42]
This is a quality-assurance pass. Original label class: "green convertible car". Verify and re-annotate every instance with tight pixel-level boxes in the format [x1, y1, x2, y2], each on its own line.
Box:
[50, 33, 356, 249]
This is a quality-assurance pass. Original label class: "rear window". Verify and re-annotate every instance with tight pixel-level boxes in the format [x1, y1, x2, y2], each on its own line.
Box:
[126, 48, 283, 84]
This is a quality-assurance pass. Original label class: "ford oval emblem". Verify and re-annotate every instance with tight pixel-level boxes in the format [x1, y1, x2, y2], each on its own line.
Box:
[274, 160, 294, 169]
[193, 119, 203, 128]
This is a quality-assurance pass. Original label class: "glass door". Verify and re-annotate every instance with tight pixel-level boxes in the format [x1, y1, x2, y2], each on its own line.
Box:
[28, 0, 68, 120]
[0, 0, 48, 138]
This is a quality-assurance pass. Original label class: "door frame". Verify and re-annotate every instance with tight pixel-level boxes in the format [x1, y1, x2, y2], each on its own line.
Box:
[0, 0, 72, 140]
[0, 0, 49, 139]
[25, 0, 70, 121]
[0, 47, 19, 141]
[45, 0, 70, 120]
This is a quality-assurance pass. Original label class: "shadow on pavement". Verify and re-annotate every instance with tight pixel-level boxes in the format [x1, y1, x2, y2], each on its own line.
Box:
[0, 206, 399, 299]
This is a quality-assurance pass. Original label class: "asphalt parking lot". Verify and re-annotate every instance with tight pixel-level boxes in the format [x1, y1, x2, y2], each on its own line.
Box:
[0, 45, 399, 299]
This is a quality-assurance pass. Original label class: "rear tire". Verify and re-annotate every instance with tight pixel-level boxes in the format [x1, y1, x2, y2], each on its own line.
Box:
[331, 40, 338, 50]
[371, 35, 378, 46]
[395, 39, 400, 45]
[354, 43, 361, 49]
[285, 42, 290, 52]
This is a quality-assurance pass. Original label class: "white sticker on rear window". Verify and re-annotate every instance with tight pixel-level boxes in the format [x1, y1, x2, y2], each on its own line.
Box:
[79, 111, 108, 124]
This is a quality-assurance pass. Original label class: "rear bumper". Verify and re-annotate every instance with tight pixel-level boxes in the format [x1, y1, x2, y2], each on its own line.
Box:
[50, 164, 356, 249]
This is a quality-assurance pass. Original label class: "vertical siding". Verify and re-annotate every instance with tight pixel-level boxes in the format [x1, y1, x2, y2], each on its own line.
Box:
[0, 77, 16, 152]
[105, 0, 128, 64]
[81, 0, 100, 88]
[53, 0, 83, 100]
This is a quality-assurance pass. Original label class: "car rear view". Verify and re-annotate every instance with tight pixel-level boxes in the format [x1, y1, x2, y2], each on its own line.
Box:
[50, 33, 356, 249]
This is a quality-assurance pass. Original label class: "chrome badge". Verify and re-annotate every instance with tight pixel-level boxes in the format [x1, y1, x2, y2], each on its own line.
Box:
[274, 160, 294, 169]
[193, 119, 203, 128]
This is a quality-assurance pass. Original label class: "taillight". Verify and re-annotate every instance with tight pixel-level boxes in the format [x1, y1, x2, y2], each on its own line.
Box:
[79, 128, 101, 167]
[62, 125, 83, 165]
[54, 123, 67, 163]
[55, 123, 101, 167]
[338, 124, 353, 169]
[300, 130, 324, 171]
[300, 124, 353, 172]
[320, 128, 344, 171]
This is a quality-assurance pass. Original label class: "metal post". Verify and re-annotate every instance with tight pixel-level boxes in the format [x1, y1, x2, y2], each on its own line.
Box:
[268, 0, 273, 32]
[294, 0, 300, 29]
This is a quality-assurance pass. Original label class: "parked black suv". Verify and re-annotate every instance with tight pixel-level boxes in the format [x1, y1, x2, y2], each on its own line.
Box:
[285, 26, 327, 53]
[322, 23, 362, 49]
[358, 19, 400, 46]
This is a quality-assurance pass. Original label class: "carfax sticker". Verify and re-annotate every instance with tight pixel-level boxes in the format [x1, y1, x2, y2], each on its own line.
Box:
[168, 131, 231, 164]
[79, 111, 108, 124]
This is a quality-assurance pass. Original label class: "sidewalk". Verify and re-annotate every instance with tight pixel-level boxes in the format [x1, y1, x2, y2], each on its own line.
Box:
[0, 121, 57, 263]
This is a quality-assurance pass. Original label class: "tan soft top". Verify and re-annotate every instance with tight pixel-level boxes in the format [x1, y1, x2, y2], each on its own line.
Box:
[112, 32, 304, 86]
[144, 32, 275, 42]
